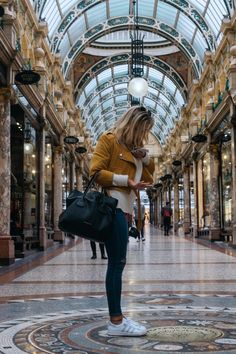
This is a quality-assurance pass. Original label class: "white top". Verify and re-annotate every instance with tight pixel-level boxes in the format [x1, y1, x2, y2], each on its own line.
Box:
[109, 154, 149, 214]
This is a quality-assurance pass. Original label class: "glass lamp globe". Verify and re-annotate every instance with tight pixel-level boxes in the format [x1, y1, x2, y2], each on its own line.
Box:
[24, 142, 34, 154]
[128, 77, 148, 98]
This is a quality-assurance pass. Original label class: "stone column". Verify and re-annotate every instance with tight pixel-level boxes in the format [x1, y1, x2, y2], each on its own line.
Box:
[209, 144, 221, 241]
[76, 166, 83, 191]
[38, 116, 47, 250]
[192, 156, 199, 238]
[231, 109, 236, 246]
[173, 178, 179, 234]
[1, 2, 17, 47]
[183, 165, 191, 234]
[69, 158, 75, 192]
[0, 88, 15, 265]
[53, 146, 64, 243]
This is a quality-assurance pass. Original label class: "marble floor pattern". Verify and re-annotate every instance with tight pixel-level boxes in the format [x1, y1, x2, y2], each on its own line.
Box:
[0, 226, 236, 353]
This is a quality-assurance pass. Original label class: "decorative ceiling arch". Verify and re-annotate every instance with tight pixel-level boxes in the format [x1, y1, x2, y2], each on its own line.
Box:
[78, 62, 182, 143]
[75, 53, 187, 100]
[85, 89, 175, 129]
[49, 0, 216, 54]
[61, 17, 202, 78]
[30, 0, 233, 145]
[82, 81, 179, 120]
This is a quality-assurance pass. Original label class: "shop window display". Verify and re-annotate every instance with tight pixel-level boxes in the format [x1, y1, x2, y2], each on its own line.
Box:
[10, 108, 39, 252]
[23, 120, 37, 237]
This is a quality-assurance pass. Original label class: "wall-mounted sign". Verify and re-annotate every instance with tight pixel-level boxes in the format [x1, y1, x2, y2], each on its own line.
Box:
[15, 70, 41, 85]
[75, 146, 87, 154]
[191, 134, 207, 143]
[172, 160, 182, 166]
[64, 136, 79, 144]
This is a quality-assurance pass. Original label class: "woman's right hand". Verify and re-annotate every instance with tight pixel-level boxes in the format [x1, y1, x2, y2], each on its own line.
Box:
[128, 179, 152, 190]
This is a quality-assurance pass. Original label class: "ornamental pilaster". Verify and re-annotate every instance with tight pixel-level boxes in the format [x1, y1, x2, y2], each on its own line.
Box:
[173, 178, 179, 234]
[53, 145, 64, 243]
[38, 107, 47, 250]
[230, 103, 236, 246]
[1, 1, 17, 46]
[183, 165, 191, 234]
[208, 143, 221, 240]
[0, 88, 15, 264]
[191, 152, 199, 238]
[76, 165, 83, 191]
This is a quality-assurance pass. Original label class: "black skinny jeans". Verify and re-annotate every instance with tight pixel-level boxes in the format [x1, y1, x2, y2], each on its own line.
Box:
[104, 208, 128, 317]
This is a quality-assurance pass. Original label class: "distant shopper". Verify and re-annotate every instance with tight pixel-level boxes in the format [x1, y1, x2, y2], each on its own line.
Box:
[161, 202, 172, 236]
[90, 241, 107, 259]
[133, 201, 146, 242]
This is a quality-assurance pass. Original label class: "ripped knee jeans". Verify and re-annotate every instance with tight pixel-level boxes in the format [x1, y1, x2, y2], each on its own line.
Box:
[104, 208, 128, 317]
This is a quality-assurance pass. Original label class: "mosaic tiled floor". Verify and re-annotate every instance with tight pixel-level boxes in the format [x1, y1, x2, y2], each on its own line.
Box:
[1, 297, 236, 354]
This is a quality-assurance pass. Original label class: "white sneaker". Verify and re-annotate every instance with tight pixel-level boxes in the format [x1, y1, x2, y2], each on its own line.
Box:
[142, 238, 145, 242]
[107, 317, 147, 336]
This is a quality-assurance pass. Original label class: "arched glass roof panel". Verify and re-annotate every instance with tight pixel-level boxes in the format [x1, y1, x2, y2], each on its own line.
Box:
[148, 68, 164, 82]
[60, 0, 75, 14]
[67, 16, 87, 44]
[139, 0, 156, 17]
[176, 13, 196, 44]
[101, 87, 113, 97]
[175, 91, 185, 106]
[193, 30, 208, 61]
[163, 76, 176, 95]
[189, 0, 228, 37]
[109, 0, 129, 17]
[113, 65, 128, 77]
[156, 2, 178, 27]
[86, 2, 107, 29]
[85, 77, 97, 96]
[102, 98, 113, 110]
[59, 34, 72, 59]
[115, 95, 128, 103]
[159, 93, 170, 106]
[97, 68, 112, 84]
[114, 83, 127, 90]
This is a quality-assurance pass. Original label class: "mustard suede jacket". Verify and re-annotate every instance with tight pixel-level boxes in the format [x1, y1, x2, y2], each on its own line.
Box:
[89, 132, 155, 194]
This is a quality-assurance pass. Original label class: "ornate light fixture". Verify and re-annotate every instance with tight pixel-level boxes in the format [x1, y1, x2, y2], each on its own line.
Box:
[24, 122, 33, 154]
[128, 0, 148, 99]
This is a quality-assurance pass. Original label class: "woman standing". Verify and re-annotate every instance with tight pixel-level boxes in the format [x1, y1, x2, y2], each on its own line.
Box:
[89, 106, 154, 336]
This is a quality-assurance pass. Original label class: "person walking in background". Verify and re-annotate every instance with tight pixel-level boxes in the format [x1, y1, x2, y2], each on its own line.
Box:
[90, 241, 107, 259]
[133, 200, 146, 242]
[90, 106, 154, 336]
[161, 201, 172, 236]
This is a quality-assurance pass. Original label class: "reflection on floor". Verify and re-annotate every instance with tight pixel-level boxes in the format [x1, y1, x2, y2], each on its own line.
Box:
[0, 225, 236, 353]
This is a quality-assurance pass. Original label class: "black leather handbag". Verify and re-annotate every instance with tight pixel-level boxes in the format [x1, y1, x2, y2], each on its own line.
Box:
[58, 173, 118, 243]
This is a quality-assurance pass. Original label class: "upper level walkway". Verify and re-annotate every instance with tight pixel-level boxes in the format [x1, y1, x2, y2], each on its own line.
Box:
[0, 225, 236, 353]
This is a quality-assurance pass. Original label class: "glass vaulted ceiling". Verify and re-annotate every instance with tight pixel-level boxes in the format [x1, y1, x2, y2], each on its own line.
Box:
[31, 0, 233, 144]
[77, 62, 185, 145]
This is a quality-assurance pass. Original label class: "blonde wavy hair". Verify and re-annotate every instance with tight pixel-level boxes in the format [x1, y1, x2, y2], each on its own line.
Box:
[111, 106, 154, 150]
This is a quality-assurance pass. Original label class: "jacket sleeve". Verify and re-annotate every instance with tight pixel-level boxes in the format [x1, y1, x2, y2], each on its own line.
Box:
[89, 134, 114, 187]
[141, 157, 155, 184]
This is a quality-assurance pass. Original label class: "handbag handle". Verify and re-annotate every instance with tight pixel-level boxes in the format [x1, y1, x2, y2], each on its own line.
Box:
[83, 171, 100, 197]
